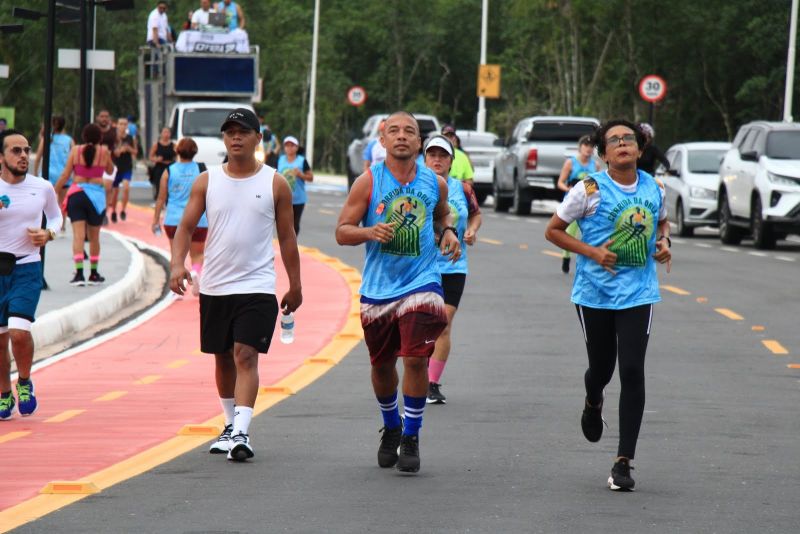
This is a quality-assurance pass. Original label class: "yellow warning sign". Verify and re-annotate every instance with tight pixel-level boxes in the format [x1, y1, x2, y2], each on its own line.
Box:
[478, 64, 501, 99]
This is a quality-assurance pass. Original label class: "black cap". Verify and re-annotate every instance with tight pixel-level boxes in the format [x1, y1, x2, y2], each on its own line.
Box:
[220, 108, 260, 132]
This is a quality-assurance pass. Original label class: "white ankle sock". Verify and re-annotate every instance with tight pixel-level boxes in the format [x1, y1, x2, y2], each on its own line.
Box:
[220, 398, 235, 426]
[232, 406, 254, 436]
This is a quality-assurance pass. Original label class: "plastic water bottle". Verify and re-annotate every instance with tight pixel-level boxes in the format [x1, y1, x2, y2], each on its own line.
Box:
[280, 311, 295, 344]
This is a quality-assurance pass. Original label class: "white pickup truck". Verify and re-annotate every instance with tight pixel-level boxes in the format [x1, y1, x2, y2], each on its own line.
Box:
[168, 102, 259, 166]
[492, 116, 599, 215]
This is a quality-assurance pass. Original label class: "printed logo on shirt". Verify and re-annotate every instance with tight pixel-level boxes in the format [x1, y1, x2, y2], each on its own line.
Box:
[583, 178, 598, 196]
[381, 193, 428, 257]
[448, 200, 460, 229]
[607, 202, 655, 267]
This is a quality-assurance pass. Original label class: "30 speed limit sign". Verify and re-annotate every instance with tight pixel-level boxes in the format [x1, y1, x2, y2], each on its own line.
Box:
[347, 86, 367, 107]
[639, 75, 667, 103]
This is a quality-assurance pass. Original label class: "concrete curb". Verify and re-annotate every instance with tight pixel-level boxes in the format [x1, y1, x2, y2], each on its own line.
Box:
[31, 231, 147, 349]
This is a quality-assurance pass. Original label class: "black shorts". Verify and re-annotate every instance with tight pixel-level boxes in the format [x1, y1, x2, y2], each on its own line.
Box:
[200, 293, 279, 354]
[67, 191, 105, 226]
[441, 273, 466, 308]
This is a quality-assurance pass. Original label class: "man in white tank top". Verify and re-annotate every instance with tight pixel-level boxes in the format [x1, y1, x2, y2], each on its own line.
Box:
[169, 108, 302, 462]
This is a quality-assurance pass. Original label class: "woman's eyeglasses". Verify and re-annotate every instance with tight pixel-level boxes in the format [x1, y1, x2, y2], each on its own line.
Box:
[606, 134, 637, 147]
[7, 146, 31, 156]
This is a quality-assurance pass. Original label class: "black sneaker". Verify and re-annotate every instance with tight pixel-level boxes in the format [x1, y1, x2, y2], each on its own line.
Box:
[110, 211, 117, 223]
[70, 271, 86, 286]
[377, 425, 402, 468]
[561, 257, 570, 273]
[581, 397, 606, 443]
[120, 211, 127, 221]
[87, 272, 105, 285]
[426, 382, 446, 404]
[227, 432, 254, 462]
[396, 434, 420, 473]
[608, 458, 635, 491]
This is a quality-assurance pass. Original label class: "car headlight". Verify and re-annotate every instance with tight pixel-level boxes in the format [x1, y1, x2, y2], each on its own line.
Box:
[689, 186, 716, 200]
[767, 172, 800, 187]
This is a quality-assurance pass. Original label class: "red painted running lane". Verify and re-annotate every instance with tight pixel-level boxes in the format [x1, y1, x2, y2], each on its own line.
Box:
[0, 206, 353, 510]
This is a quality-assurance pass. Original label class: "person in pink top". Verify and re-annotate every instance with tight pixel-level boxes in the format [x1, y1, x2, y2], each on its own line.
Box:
[55, 124, 114, 286]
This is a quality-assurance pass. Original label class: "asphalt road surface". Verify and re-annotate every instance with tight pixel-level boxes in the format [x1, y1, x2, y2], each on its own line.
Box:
[17, 188, 800, 533]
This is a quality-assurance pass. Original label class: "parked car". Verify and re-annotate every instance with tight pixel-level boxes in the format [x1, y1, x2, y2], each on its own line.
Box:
[656, 142, 731, 236]
[169, 101, 258, 165]
[346, 113, 441, 188]
[456, 129, 501, 205]
[716, 121, 800, 249]
[493, 116, 599, 214]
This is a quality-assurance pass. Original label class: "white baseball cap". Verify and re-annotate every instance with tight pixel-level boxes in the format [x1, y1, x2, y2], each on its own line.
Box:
[423, 135, 454, 157]
[283, 135, 299, 146]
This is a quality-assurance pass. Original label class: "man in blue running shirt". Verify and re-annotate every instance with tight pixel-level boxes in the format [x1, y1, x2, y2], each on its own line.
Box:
[336, 111, 461, 474]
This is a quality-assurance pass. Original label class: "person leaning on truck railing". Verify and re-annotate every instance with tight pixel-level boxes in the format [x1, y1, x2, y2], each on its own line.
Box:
[147, 1, 173, 46]
[215, 0, 245, 31]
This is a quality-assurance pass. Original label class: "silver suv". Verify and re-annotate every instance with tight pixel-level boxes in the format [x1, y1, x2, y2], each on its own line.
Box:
[717, 121, 800, 249]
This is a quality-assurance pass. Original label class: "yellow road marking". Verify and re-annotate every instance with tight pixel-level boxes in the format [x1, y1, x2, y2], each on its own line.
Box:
[0, 431, 31, 444]
[541, 250, 562, 258]
[40, 481, 99, 495]
[787, 364, 800, 369]
[166, 359, 189, 369]
[714, 308, 743, 321]
[134, 375, 162, 385]
[44, 410, 85, 424]
[478, 237, 503, 245]
[93, 391, 128, 402]
[751, 325, 765, 332]
[318, 209, 336, 215]
[696, 297, 708, 303]
[519, 244, 528, 250]
[661, 285, 690, 295]
[762, 340, 788, 355]
[0, 244, 365, 532]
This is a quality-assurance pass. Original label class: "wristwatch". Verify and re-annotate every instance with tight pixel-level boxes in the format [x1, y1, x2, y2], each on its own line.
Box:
[47, 229, 56, 241]
[657, 235, 671, 248]
[442, 226, 458, 239]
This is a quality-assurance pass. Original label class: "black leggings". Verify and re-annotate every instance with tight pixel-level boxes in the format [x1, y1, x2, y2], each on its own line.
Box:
[292, 203, 304, 235]
[576, 304, 653, 459]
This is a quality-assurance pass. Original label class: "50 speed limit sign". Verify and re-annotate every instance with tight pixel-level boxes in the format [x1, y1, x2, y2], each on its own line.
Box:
[347, 86, 367, 107]
[639, 75, 667, 103]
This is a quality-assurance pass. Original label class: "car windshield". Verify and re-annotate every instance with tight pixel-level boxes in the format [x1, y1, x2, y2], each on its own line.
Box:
[183, 108, 237, 137]
[687, 149, 726, 173]
[528, 122, 596, 141]
[460, 133, 498, 147]
[765, 131, 800, 159]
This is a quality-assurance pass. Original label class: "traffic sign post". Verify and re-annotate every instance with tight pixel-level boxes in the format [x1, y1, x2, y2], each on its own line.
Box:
[477, 64, 501, 99]
[347, 85, 367, 107]
[639, 74, 667, 126]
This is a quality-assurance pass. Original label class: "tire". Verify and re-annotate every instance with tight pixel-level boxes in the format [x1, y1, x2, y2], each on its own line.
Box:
[676, 201, 694, 237]
[493, 174, 511, 212]
[511, 176, 532, 216]
[475, 190, 488, 206]
[751, 195, 777, 249]
[718, 189, 744, 245]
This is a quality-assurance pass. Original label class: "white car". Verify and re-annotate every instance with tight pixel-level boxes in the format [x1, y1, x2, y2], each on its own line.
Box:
[168, 102, 258, 166]
[657, 142, 731, 237]
[717, 121, 800, 249]
[456, 129, 501, 205]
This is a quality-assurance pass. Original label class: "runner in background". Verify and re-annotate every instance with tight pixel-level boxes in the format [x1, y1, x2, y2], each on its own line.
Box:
[148, 127, 176, 201]
[110, 117, 138, 223]
[277, 136, 313, 235]
[362, 120, 387, 172]
[34, 115, 74, 191]
[423, 135, 482, 405]
[556, 135, 599, 274]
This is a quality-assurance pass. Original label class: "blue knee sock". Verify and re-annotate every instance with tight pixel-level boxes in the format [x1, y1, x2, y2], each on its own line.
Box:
[402, 395, 426, 436]
[376, 392, 402, 430]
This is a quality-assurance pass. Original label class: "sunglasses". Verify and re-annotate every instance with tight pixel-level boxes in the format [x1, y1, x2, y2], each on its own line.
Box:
[7, 146, 31, 156]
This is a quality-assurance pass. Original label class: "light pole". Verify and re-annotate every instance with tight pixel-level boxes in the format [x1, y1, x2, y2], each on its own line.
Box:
[784, 0, 798, 122]
[476, 0, 488, 132]
[305, 0, 320, 165]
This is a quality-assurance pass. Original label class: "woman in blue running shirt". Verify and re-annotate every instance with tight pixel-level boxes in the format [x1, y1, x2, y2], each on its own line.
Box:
[152, 137, 208, 296]
[556, 135, 601, 274]
[277, 135, 313, 235]
[545, 119, 672, 492]
[422, 135, 482, 405]
[35, 115, 74, 190]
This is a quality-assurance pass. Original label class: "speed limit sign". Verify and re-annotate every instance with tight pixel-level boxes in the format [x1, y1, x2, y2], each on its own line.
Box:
[347, 86, 367, 107]
[639, 75, 667, 103]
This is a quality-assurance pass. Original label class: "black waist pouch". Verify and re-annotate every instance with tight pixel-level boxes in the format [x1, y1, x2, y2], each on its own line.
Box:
[0, 252, 16, 276]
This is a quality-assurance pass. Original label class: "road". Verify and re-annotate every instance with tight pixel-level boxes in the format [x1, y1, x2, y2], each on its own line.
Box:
[15, 188, 800, 533]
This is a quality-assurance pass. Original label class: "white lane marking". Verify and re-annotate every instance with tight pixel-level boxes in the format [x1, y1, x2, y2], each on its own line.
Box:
[505, 216, 522, 222]
[748, 251, 768, 257]
[776, 256, 796, 262]
[672, 238, 687, 245]
[527, 219, 541, 224]
[720, 247, 739, 253]
[786, 235, 800, 243]
[486, 214, 499, 219]
[695, 243, 712, 248]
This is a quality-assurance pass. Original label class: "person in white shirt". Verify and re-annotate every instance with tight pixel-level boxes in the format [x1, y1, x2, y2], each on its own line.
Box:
[169, 108, 302, 462]
[191, 0, 215, 30]
[0, 130, 63, 421]
[146, 1, 172, 46]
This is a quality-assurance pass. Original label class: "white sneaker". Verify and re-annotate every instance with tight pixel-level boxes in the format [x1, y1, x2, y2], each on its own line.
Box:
[190, 270, 200, 297]
[209, 424, 233, 454]
[227, 432, 254, 462]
